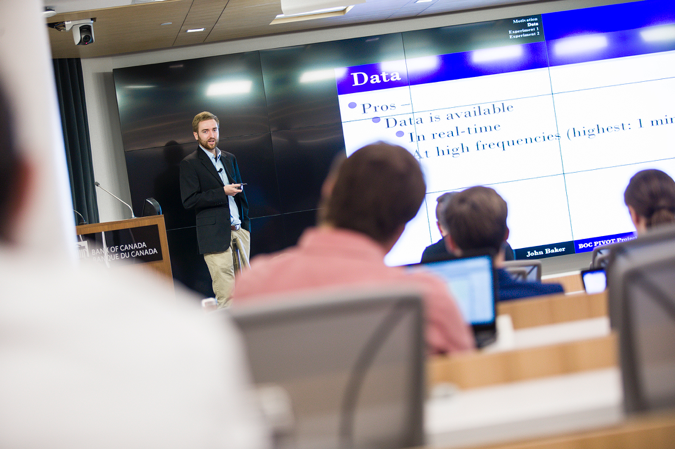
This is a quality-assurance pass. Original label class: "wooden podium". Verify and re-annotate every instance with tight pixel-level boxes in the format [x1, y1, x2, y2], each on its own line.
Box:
[76, 215, 173, 284]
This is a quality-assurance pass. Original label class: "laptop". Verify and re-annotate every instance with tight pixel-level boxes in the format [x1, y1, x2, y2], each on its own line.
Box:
[407, 255, 498, 348]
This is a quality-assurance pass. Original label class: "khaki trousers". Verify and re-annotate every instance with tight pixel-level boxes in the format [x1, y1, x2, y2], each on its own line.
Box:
[203, 228, 250, 308]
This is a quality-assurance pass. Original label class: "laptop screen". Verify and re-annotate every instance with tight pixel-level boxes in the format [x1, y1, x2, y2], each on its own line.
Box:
[407, 255, 496, 326]
[581, 268, 607, 294]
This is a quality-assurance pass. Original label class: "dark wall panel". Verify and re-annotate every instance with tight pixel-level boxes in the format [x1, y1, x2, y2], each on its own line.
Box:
[272, 122, 346, 214]
[249, 210, 318, 258]
[250, 214, 285, 256]
[222, 133, 280, 219]
[167, 227, 214, 299]
[282, 210, 318, 248]
[124, 142, 194, 230]
[114, 51, 270, 151]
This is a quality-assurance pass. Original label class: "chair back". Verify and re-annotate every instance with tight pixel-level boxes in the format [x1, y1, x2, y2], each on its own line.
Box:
[229, 287, 426, 449]
[608, 227, 675, 414]
[503, 260, 542, 282]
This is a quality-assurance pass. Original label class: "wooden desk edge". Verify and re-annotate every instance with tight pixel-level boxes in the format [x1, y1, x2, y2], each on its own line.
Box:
[428, 333, 617, 389]
[497, 291, 608, 329]
[426, 411, 675, 449]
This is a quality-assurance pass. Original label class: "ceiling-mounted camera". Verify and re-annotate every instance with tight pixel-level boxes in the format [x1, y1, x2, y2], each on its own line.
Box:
[67, 19, 95, 46]
[48, 18, 95, 46]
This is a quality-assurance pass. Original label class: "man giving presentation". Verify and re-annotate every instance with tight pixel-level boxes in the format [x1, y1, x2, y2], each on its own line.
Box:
[179, 111, 250, 307]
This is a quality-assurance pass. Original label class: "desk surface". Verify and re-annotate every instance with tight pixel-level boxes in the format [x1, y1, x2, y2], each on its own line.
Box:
[513, 317, 610, 349]
[485, 316, 610, 353]
[426, 368, 623, 448]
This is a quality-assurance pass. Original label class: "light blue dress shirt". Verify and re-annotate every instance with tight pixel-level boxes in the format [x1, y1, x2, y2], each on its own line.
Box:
[200, 146, 241, 227]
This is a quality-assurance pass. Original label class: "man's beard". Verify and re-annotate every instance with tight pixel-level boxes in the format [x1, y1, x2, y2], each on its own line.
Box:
[199, 137, 217, 150]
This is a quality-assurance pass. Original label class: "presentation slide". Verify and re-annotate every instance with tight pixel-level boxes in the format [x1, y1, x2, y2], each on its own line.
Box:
[335, 0, 675, 266]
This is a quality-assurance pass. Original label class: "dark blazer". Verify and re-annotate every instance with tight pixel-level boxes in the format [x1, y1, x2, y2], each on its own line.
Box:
[496, 269, 564, 301]
[421, 239, 516, 264]
[421, 239, 455, 263]
[179, 147, 250, 255]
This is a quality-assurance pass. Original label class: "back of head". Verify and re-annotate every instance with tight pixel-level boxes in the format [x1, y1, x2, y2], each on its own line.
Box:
[0, 85, 19, 242]
[324, 142, 426, 245]
[444, 186, 507, 253]
[624, 169, 675, 229]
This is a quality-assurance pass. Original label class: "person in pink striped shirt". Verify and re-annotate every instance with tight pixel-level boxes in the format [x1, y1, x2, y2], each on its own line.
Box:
[233, 142, 474, 355]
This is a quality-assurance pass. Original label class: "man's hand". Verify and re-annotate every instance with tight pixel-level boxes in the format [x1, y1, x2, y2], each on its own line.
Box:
[224, 184, 243, 196]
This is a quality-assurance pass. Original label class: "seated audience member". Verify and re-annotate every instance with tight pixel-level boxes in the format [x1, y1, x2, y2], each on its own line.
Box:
[502, 241, 515, 261]
[443, 186, 564, 301]
[234, 142, 474, 355]
[422, 192, 515, 263]
[624, 169, 675, 235]
[0, 85, 268, 448]
[421, 192, 456, 263]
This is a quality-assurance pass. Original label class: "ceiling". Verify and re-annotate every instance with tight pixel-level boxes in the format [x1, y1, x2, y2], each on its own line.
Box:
[45, 0, 553, 59]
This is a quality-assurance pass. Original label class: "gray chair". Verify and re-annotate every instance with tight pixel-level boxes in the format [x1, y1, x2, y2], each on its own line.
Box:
[228, 287, 425, 449]
[608, 226, 675, 414]
[590, 245, 612, 269]
[231, 237, 248, 274]
[502, 260, 542, 282]
[141, 197, 162, 216]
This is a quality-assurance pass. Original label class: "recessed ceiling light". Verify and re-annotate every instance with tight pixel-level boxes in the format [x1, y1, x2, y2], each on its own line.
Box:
[416, 0, 433, 3]
[186, 28, 205, 33]
[271, 6, 354, 25]
[161, 22, 172, 26]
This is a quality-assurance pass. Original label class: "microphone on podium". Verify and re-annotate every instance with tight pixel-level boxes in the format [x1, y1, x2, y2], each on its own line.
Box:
[73, 209, 87, 225]
[94, 181, 136, 218]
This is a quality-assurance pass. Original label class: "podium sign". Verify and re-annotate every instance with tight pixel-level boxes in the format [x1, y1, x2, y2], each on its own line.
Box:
[78, 224, 163, 265]
[76, 216, 173, 282]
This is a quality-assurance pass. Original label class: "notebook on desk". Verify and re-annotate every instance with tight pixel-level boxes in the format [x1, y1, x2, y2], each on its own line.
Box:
[407, 255, 498, 348]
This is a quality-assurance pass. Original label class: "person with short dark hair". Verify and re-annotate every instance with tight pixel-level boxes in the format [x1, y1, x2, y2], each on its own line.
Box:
[234, 142, 474, 355]
[180, 111, 250, 307]
[421, 192, 456, 263]
[443, 186, 563, 301]
[624, 169, 675, 235]
[421, 191, 515, 263]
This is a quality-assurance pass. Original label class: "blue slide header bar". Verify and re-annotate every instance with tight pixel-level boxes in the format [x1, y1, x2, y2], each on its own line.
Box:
[335, 42, 548, 95]
[541, 0, 675, 41]
[335, 0, 675, 95]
